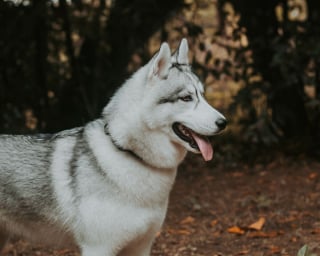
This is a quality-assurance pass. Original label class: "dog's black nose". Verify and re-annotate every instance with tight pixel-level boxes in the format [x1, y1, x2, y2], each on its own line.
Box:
[215, 118, 227, 130]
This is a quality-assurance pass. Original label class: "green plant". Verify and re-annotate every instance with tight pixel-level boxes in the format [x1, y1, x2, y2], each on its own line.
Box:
[297, 245, 317, 256]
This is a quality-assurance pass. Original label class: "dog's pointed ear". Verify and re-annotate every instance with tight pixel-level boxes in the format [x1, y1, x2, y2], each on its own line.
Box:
[149, 42, 171, 80]
[172, 38, 189, 65]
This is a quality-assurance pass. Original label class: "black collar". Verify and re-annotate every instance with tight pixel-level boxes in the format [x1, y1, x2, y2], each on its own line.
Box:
[104, 124, 142, 161]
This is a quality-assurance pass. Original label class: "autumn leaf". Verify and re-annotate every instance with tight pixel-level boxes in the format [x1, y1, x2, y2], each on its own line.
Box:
[269, 246, 281, 254]
[308, 172, 318, 180]
[248, 217, 266, 231]
[210, 219, 218, 227]
[176, 230, 192, 235]
[311, 228, 320, 234]
[180, 216, 195, 225]
[231, 171, 244, 177]
[291, 237, 298, 242]
[227, 226, 245, 235]
[167, 228, 191, 235]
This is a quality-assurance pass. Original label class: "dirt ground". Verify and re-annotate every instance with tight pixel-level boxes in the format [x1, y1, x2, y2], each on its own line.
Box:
[153, 156, 320, 256]
[2, 155, 320, 256]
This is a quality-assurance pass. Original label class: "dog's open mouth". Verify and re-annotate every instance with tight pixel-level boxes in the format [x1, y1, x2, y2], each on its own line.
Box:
[172, 122, 213, 161]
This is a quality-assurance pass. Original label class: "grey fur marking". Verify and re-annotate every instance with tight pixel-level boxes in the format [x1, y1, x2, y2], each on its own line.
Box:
[157, 86, 185, 104]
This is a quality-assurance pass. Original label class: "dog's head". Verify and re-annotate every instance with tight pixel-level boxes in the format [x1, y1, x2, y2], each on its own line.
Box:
[141, 39, 227, 161]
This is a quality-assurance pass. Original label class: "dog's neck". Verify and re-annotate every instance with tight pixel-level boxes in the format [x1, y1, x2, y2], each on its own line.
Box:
[103, 119, 187, 169]
[104, 124, 143, 162]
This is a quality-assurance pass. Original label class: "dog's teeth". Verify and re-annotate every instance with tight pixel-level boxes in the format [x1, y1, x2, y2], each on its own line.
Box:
[181, 127, 188, 135]
[179, 125, 192, 137]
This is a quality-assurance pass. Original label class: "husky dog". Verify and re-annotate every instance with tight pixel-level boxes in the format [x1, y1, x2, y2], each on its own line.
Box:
[0, 39, 226, 256]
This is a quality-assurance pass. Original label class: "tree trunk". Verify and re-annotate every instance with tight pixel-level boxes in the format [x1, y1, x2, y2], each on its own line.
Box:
[33, 0, 49, 131]
[225, 0, 308, 137]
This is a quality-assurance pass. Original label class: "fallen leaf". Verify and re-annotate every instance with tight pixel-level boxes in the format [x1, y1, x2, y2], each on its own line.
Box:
[227, 226, 245, 235]
[291, 237, 298, 242]
[248, 217, 266, 231]
[269, 245, 281, 254]
[210, 219, 218, 227]
[311, 228, 320, 234]
[167, 228, 191, 235]
[180, 216, 195, 225]
[176, 229, 192, 235]
[231, 172, 244, 177]
[308, 172, 318, 179]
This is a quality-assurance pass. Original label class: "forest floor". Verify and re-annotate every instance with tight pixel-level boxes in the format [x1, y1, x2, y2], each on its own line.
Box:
[2, 155, 320, 256]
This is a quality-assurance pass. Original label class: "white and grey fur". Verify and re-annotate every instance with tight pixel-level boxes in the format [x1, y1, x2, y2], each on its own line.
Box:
[0, 39, 226, 256]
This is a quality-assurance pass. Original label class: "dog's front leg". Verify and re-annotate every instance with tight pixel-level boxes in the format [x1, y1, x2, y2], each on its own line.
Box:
[117, 236, 154, 256]
[81, 244, 116, 256]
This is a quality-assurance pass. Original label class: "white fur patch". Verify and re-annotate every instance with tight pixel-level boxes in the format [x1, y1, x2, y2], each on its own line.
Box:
[50, 137, 77, 226]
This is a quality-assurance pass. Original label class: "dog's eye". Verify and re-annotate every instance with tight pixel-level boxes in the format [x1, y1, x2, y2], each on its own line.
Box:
[179, 95, 193, 102]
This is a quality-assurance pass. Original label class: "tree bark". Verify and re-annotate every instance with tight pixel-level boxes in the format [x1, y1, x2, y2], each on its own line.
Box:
[225, 0, 308, 137]
[33, 0, 49, 131]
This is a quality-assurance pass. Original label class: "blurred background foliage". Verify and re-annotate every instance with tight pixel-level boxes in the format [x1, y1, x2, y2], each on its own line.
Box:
[1, 0, 320, 159]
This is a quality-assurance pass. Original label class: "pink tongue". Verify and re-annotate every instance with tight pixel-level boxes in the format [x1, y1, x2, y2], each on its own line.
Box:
[190, 131, 213, 161]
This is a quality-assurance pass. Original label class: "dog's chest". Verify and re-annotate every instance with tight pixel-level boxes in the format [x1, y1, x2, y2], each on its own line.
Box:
[76, 192, 167, 246]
